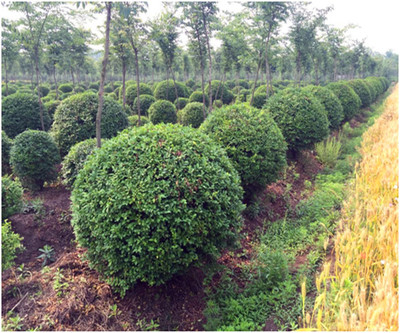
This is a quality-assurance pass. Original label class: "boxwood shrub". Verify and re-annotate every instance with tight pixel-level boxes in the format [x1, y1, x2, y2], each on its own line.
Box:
[178, 102, 205, 128]
[34, 84, 50, 97]
[122, 83, 153, 109]
[2, 176, 23, 219]
[154, 80, 190, 102]
[10, 130, 61, 190]
[303, 85, 344, 130]
[249, 92, 268, 109]
[326, 82, 361, 121]
[174, 97, 189, 110]
[88, 82, 99, 90]
[201, 104, 287, 194]
[2, 221, 24, 272]
[44, 100, 61, 121]
[51, 92, 128, 156]
[1, 85, 17, 97]
[205, 80, 234, 105]
[148, 100, 177, 124]
[128, 115, 150, 127]
[2, 93, 51, 138]
[132, 94, 156, 116]
[264, 88, 329, 151]
[71, 123, 244, 294]
[364, 77, 383, 101]
[2, 131, 13, 175]
[346, 79, 372, 108]
[61, 138, 99, 188]
[59, 83, 73, 93]
[189, 91, 209, 106]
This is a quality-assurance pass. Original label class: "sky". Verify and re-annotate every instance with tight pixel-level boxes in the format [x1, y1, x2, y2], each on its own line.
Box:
[1, 0, 399, 54]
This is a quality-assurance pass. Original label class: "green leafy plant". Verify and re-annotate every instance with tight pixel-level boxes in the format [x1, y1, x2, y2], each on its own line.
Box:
[315, 135, 343, 168]
[250, 92, 268, 109]
[108, 304, 122, 318]
[2, 312, 23, 331]
[205, 80, 234, 105]
[127, 115, 150, 127]
[189, 90, 209, 105]
[2, 220, 24, 271]
[58, 83, 73, 93]
[10, 130, 61, 191]
[347, 79, 372, 108]
[71, 123, 244, 295]
[132, 94, 156, 116]
[2, 130, 13, 175]
[2, 176, 23, 219]
[174, 97, 189, 110]
[37, 245, 55, 267]
[53, 268, 69, 297]
[153, 79, 189, 102]
[148, 99, 177, 124]
[177, 102, 205, 128]
[326, 82, 362, 121]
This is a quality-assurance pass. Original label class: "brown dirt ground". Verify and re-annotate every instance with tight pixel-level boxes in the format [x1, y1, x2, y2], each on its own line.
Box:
[2, 151, 323, 331]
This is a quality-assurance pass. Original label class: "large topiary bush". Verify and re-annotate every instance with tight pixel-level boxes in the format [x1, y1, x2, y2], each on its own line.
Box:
[178, 102, 205, 128]
[205, 80, 234, 105]
[364, 77, 383, 101]
[174, 97, 189, 110]
[264, 88, 329, 151]
[51, 92, 128, 155]
[10, 130, 61, 190]
[148, 100, 177, 124]
[2, 131, 13, 175]
[249, 92, 268, 109]
[2, 221, 24, 272]
[44, 100, 61, 121]
[128, 115, 150, 127]
[58, 83, 73, 93]
[326, 82, 361, 121]
[122, 83, 153, 109]
[132, 94, 156, 116]
[346, 79, 372, 108]
[154, 80, 190, 102]
[2, 176, 23, 219]
[2, 85, 17, 97]
[2, 93, 51, 138]
[189, 91, 209, 106]
[34, 84, 50, 97]
[201, 104, 287, 193]
[303, 85, 344, 130]
[61, 138, 98, 188]
[71, 123, 244, 294]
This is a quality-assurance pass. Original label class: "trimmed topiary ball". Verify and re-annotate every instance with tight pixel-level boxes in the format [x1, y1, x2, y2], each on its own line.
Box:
[303, 85, 344, 130]
[34, 84, 50, 97]
[44, 100, 61, 121]
[1, 85, 17, 97]
[189, 91, 210, 106]
[2, 131, 13, 175]
[51, 92, 128, 156]
[2, 176, 23, 219]
[201, 104, 287, 193]
[250, 92, 267, 109]
[185, 79, 196, 88]
[205, 80, 234, 105]
[132, 94, 156, 116]
[326, 82, 361, 121]
[174, 97, 189, 110]
[154, 80, 190, 102]
[10, 130, 61, 190]
[2, 93, 51, 138]
[127, 115, 150, 127]
[364, 77, 383, 101]
[59, 83, 73, 93]
[346, 79, 372, 108]
[178, 102, 205, 128]
[264, 88, 329, 151]
[61, 138, 98, 188]
[88, 82, 99, 91]
[237, 79, 249, 89]
[148, 100, 177, 124]
[122, 83, 153, 109]
[213, 100, 223, 108]
[71, 123, 244, 294]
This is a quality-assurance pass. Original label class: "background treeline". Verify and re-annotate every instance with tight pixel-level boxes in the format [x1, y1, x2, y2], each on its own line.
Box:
[2, 2, 398, 87]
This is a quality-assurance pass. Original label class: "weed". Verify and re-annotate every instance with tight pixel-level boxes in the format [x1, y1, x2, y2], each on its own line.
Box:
[53, 268, 69, 297]
[37, 245, 55, 267]
[108, 304, 122, 318]
[2, 312, 23, 331]
[315, 134, 342, 168]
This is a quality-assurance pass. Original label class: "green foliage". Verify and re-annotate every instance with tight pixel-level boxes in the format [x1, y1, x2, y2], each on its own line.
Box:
[2, 131, 13, 175]
[51, 92, 128, 155]
[71, 124, 244, 295]
[2, 85, 17, 96]
[132, 94, 156, 116]
[201, 104, 287, 193]
[177, 102, 205, 128]
[154, 79, 189, 102]
[60, 91, 74, 100]
[34, 84, 50, 97]
[174, 97, 189, 110]
[88, 82, 99, 90]
[189, 90, 209, 105]
[2, 93, 51, 138]
[213, 99, 223, 108]
[58, 83, 73, 93]
[10, 130, 61, 191]
[128, 115, 150, 127]
[315, 135, 342, 168]
[2, 176, 23, 219]
[256, 250, 289, 289]
[37, 245, 55, 267]
[44, 100, 61, 120]
[61, 138, 98, 188]
[303, 85, 344, 130]
[185, 79, 196, 88]
[237, 79, 249, 89]
[347, 79, 372, 108]
[250, 92, 267, 109]
[205, 80, 234, 105]
[106, 92, 118, 100]
[2, 220, 24, 271]
[123, 83, 153, 109]
[364, 77, 383, 101]
[148, 100, 177, 124]
[264, 88, 329, 151]
[326, 82, 361, 121]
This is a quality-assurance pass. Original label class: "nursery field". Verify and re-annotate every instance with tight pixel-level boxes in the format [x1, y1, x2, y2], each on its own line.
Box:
[2, 1, 399, 331]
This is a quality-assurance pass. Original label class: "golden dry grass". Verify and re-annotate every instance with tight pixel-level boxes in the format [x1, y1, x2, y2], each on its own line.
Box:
[309, 85, 399, 331]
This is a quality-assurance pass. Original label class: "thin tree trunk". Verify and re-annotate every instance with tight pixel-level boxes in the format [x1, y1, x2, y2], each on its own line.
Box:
[170, 64, 180, 109]
[71, 68, 75, 88]
[96, 2, 112, 148]
[333, 57, 337, 81]
[34, 48, 45, 131]
[53, 66, 59, 99]
[122, 60, 126, 108]
[133, 48, 141, 124]
[200, 60, 206, 119]
[250, 54, 262, 106]
[4, 59, 8, 96]
[203, 14, 213, 112]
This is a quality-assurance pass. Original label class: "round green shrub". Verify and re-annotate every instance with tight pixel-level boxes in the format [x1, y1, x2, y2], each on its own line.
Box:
[2, 86, 17, 97]
[303, 85, 344, 130]
[71, 123, 244, 294]
[88, 82, 99, 90]
[213, 99, 223, 108]
[148, 100, 177, 124]
[10, 130, 61, 190]
[205, 80, 234, 105]
[2, 93, 51, 138]
[2, 176, 23, 219]
[365, 77, 384, 100]
[201, 104, 287, 193]
[346, 79, 372, 108]
[379, 77, 390, 91]
[363, 79, 378, 102]
[264, 88, 329, 151]
[106, 92, 118, 100]
[250, 92, 267, 109]
[185, 79, 196, 88]
[255, 84, 275, 96]
[59, 83, 73, 93]
[237, 79, 249, 89]
[61, 92, 75, 100]
[74, 86, 85, 93]
[51, 92, 128, 156]
[44, 100, 61, 120]
[326, 82, 361, 121]
[232, 86, 243, 94]
[104, 84, 114, 93]
[154, 80, 189, 102]
[189, 91, 210, 106]
[174, 97, 189, 110]
[132, 94, 156, 116]
[61, 138, 98, 188]
[127, 115, 150, 127]
[34, 84, 50, 97]
[122, 83, 153, 108]
[225, 80, 236, 89]
[178, 102, 205, 128]
[2, 131, 13, 175]
[2, 220, 24, 272]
